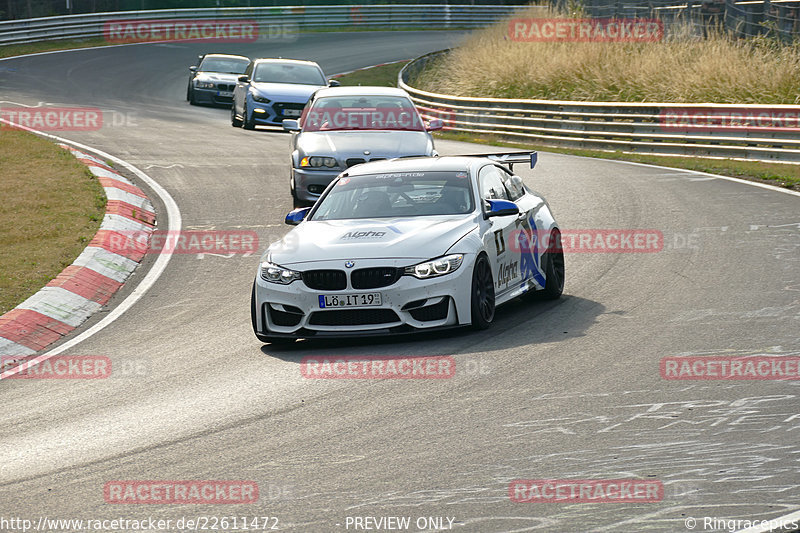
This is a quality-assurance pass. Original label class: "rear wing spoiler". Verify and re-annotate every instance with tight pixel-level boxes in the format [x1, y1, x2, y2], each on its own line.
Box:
[465, 151, 538, 171]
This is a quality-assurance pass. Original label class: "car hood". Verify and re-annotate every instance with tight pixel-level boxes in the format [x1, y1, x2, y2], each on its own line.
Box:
[250, 82, 322, 100]
[297, 131, 432, 159]
[267, 215, 478, 266]
[196, 72, 240, 82]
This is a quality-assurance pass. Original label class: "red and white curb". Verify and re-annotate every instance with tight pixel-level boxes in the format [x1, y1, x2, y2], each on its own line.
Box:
[0, 145, 155, 357]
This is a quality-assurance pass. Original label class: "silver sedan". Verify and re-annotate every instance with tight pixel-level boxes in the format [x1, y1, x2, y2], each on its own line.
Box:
[282, 86, 442, 206]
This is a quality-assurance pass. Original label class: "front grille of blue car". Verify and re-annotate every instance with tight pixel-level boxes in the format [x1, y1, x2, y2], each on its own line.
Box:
[303, 270, 346, 290]
[308, 309, 399, 326]
[273, 102, 305, 118]
[351, 267, 402, 289]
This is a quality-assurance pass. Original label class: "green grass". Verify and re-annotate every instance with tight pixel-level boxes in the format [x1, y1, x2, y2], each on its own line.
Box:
[437, 131, 800, 190]
[0, 129, 106, 315]
[334, 60, 408, 87]
[0, 38, 109, 59]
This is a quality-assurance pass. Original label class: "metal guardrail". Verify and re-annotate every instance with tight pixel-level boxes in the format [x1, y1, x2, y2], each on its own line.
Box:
[399, 49, 800, 163]
[0, 5, 520, 45]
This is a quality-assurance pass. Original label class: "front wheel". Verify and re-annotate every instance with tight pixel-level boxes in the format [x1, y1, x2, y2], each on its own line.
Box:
[290, 177, 307, 208]
[231, 104, 243, 127]
[243, 103, 256, 130]
[470, 255, 495, 330]
[531, 230, 565, 300]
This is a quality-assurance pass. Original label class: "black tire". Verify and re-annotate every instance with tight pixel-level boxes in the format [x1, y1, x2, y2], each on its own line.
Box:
[186, 85, 192, 102]
[231, 105, 243, 127]
[188, 87, 197, 105]
[290, 182, 306, 208]
[470, 254, 495, 330]
[243, 103, 256, 130]
[532, 230, 565, 300]
[251, 282, 295, 345]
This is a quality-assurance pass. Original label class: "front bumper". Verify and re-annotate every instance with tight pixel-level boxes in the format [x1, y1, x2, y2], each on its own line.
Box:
[193, 87, 234, 106]
[291, 167, 341, 203]
[253, 257, 475, 339]
[249, 99, 306, 126]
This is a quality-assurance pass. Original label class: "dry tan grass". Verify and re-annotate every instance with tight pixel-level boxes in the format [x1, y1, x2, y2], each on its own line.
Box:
[0, 129, 106, 314]
[415, 5, 800, 103]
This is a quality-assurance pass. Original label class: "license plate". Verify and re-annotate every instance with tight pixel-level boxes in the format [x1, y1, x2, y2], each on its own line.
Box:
[283, 109, 302, 117]
[318, 293, 381, 308]
[217, 91, 233, 97]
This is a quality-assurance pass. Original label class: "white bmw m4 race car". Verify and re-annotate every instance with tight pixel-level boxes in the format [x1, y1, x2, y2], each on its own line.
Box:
[251, 152, 564, 343]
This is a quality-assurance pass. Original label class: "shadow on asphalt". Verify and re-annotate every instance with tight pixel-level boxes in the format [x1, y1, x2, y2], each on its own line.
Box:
[260, 294, 605, 361]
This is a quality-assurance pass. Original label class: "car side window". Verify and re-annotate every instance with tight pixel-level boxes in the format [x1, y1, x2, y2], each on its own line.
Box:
[244, 62, 254, 78]
[479, 165, 509, 201]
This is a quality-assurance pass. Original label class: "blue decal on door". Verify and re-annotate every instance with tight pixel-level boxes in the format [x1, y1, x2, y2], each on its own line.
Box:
[517, 214, 546, 288]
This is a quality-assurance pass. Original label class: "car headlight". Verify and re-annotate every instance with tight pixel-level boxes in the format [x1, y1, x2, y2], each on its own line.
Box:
[404, 254, 464, 279]
[194, 81, 215, 89]
[300, 156, 338, 168]
[260, 261, 301, 284]
[250, 92, 271, 104]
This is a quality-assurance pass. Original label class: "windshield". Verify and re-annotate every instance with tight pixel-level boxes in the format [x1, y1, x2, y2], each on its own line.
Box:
[301, 95, 425, 132]
[199, 57, 249, 74]
[311, 171, 475, 220]
[252, 62, 326, 85]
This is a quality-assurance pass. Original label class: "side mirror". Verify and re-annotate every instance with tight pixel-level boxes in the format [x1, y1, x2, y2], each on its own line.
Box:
[282, 119, 300, 132]
[285, 207, 311, 225]
[189, 66, 197, 72]
[485, 199, 519, 219]
[426, 118, 444, 131]
[237, 75, 249, 83]
[328, 79, 341, 87]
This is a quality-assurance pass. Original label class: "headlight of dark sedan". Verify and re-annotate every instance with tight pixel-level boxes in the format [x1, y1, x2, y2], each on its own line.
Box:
[260, 261, 301, 284]
[194, 81, 215, 89]
[404, 254, 464, 279]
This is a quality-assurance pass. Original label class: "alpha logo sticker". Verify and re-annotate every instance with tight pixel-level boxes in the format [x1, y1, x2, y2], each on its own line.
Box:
[340, 230, 387, 240]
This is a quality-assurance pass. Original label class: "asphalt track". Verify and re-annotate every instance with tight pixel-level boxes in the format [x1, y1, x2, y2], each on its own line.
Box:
[1, 31, 799, 533]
